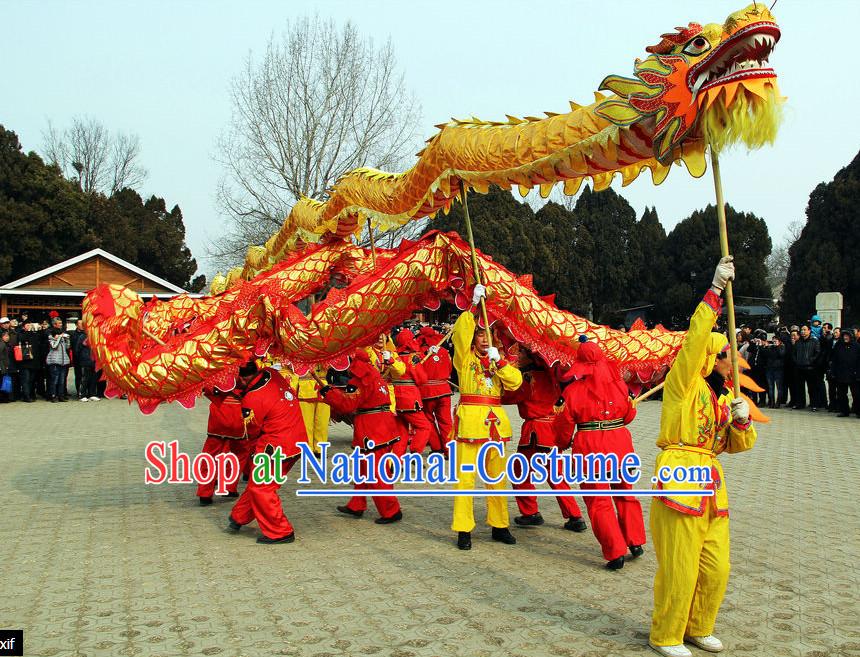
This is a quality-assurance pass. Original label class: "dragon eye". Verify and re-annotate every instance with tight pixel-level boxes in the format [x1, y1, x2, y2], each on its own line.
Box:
[682, 36, 711, 56]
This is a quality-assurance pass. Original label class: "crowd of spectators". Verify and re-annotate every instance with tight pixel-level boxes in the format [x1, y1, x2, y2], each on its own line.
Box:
[740, 315, 860, 418]
[0, 311, 105, 404]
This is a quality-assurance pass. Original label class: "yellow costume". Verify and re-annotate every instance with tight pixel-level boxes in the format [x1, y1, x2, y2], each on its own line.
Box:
[450, 310, 522, 532]
[366, 341, 406, 412]
[293, 365, 330, 456]
[650, 289, 757, 647]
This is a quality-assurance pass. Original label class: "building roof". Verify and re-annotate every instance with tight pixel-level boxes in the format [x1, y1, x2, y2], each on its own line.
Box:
[1, 248, 188, 294]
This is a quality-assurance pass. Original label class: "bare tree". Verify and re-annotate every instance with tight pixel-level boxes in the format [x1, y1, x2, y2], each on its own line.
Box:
[212, 16, 422, 265]
[42, 116, 147, 195]
[767, 219, 803, 297]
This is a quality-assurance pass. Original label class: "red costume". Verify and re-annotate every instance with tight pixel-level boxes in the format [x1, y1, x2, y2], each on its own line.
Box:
[553, 342, 646, 562]
[417, 326, 454, 453]
[503, 366, 584, 521]
[230, 367, 309, 540]
[392, 330, 434, 455]
[196, 387, 253, 499]
[320, 351, 402, 520]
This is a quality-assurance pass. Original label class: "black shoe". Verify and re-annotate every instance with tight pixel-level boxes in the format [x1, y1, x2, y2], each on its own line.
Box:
[257, 532, 295, 544]
[629, 545, 645, 559]
[58, 397, 68, 402]
[50, 398, 58, 403]
[491, 527, 517, 545]
[227, 516, 243, 532]
[837, 412, 849, 417]
[336, 505, 363, 518]
[226, 491, 240, 498]
[563, 516, 588, 532]
[457, 531, 472, 550]
[374, 510, 402, 524]
[606, 556, 625, 570]
[199, 497, 213, 506]
[810, 407, 818, 412]
[514, 513, 544, 526]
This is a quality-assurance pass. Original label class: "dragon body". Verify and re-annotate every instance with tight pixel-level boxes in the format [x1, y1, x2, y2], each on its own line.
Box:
[220, 3, 782, 287]
[84, 4, 782, 411]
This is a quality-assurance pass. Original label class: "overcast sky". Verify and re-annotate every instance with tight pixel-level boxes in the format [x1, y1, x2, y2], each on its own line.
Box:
[4, 0, 859, 279]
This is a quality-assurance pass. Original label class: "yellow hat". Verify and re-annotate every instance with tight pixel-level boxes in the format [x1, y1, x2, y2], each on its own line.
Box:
[701, 332, 729, 377]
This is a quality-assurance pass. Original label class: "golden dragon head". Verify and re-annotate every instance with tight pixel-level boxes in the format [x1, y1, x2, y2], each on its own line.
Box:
[596, 3, 783, 163]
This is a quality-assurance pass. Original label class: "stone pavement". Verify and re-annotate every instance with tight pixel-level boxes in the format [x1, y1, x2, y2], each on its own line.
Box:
[0, 398, 858, 657]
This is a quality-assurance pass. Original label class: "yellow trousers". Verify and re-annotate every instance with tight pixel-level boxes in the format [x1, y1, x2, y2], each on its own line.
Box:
[451, 441, 509, 532]
[299, 401, 330, 455]
[650, 499, 730, 646]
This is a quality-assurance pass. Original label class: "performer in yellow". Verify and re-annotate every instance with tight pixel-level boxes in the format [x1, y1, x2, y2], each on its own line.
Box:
[366, 333, 406, 413]
[451, 283, 522, 550]
[295, 364, 329, 457]
[649, 257, 757, 657]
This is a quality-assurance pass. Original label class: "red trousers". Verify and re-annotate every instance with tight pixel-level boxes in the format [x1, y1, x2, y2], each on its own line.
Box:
[394, 410, 434, 455]
[575, 429, 646, 561]
[580, 481, 646, 561]
[196, 436, 253, 498]
[511, 446, 582, 519]
[231, 455, 298, 540]
[423, 396, 453, 452]
[345, 446, 401, 519]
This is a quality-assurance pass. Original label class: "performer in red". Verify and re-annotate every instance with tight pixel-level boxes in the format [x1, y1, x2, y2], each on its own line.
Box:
[554, 338, 646, 569]
[228, 360, 309, 544]
[504, 348, 587, 532]
[392, 329, 434, 455]
[417, 325, 454, 454]
[196, 385, 253, 504]
[319, 349, 403, 524]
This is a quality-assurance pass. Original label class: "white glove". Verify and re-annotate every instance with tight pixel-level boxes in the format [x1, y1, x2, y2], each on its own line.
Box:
[730, 397, 749, 424]
[429, 345, 440, 354]
[487, 346, 501, 363]
[711, 256, 735, 291]
[382, 350, 392, 362]
[471, 283, 487, 306]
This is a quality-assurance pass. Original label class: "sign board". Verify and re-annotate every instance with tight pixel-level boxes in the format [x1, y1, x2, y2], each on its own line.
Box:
[816, 292, 843, 328]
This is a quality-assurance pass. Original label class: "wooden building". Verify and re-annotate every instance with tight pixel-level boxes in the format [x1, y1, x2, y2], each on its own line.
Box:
[0, 248, 191, 320]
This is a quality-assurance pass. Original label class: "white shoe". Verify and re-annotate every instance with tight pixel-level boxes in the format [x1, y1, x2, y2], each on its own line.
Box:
[649, 644, 692, 657]
[89, 396, 101, 401]
[685, 635, 724, 652]
[80, 397, 89, 402]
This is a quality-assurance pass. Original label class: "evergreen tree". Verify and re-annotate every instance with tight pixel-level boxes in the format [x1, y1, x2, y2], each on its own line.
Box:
[782, 151, 860, 325]
[0, 125, 205, 291]
[573, 186, 637, 322]
[661, 204, 772, 325]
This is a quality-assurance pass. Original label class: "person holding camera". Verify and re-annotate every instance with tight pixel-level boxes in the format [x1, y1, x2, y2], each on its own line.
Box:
[46, 317, 72, 402]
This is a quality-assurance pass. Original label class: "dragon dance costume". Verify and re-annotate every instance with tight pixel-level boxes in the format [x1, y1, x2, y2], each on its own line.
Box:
[229, 367, 309, 542]
[416, 326, 454, 454]
[650, 288, 757, 649]
[196, 387, 254, 501]
[293, 365, 330, 457]
[392, 330, 434, 455]
[503, 364, 584, 525]
[450, 309, 522, 535]
[320, 350, 402, 522]
[554, 342, 645, 566]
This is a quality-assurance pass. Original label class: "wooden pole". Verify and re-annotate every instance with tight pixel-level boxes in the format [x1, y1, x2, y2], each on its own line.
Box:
[710, 151, 741, 397]
[366, 219, 377, 269]
[632, 380, 664, 406]
[142, 327, 165, 346]
[458, 180, 493, 348]
[419, 326, 455, 364]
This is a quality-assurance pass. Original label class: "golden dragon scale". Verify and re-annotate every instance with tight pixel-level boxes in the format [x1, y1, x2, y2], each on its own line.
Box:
[226, 4, 783, 285]
[84, 233, 684, 413]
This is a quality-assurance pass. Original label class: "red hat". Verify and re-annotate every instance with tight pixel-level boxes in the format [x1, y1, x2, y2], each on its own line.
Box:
[48, 310, 60, 318]
[395, 329, 420, 352]
[349, 349, 382, 388]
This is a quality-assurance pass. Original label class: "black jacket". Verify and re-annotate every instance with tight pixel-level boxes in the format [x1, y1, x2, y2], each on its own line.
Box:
[763, 343, 786, 369]
[829, 340, 859, 383]
[793, 336, 820, 369]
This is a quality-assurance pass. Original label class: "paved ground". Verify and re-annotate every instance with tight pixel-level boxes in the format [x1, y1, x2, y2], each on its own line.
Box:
[0, 397, 858, 657]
